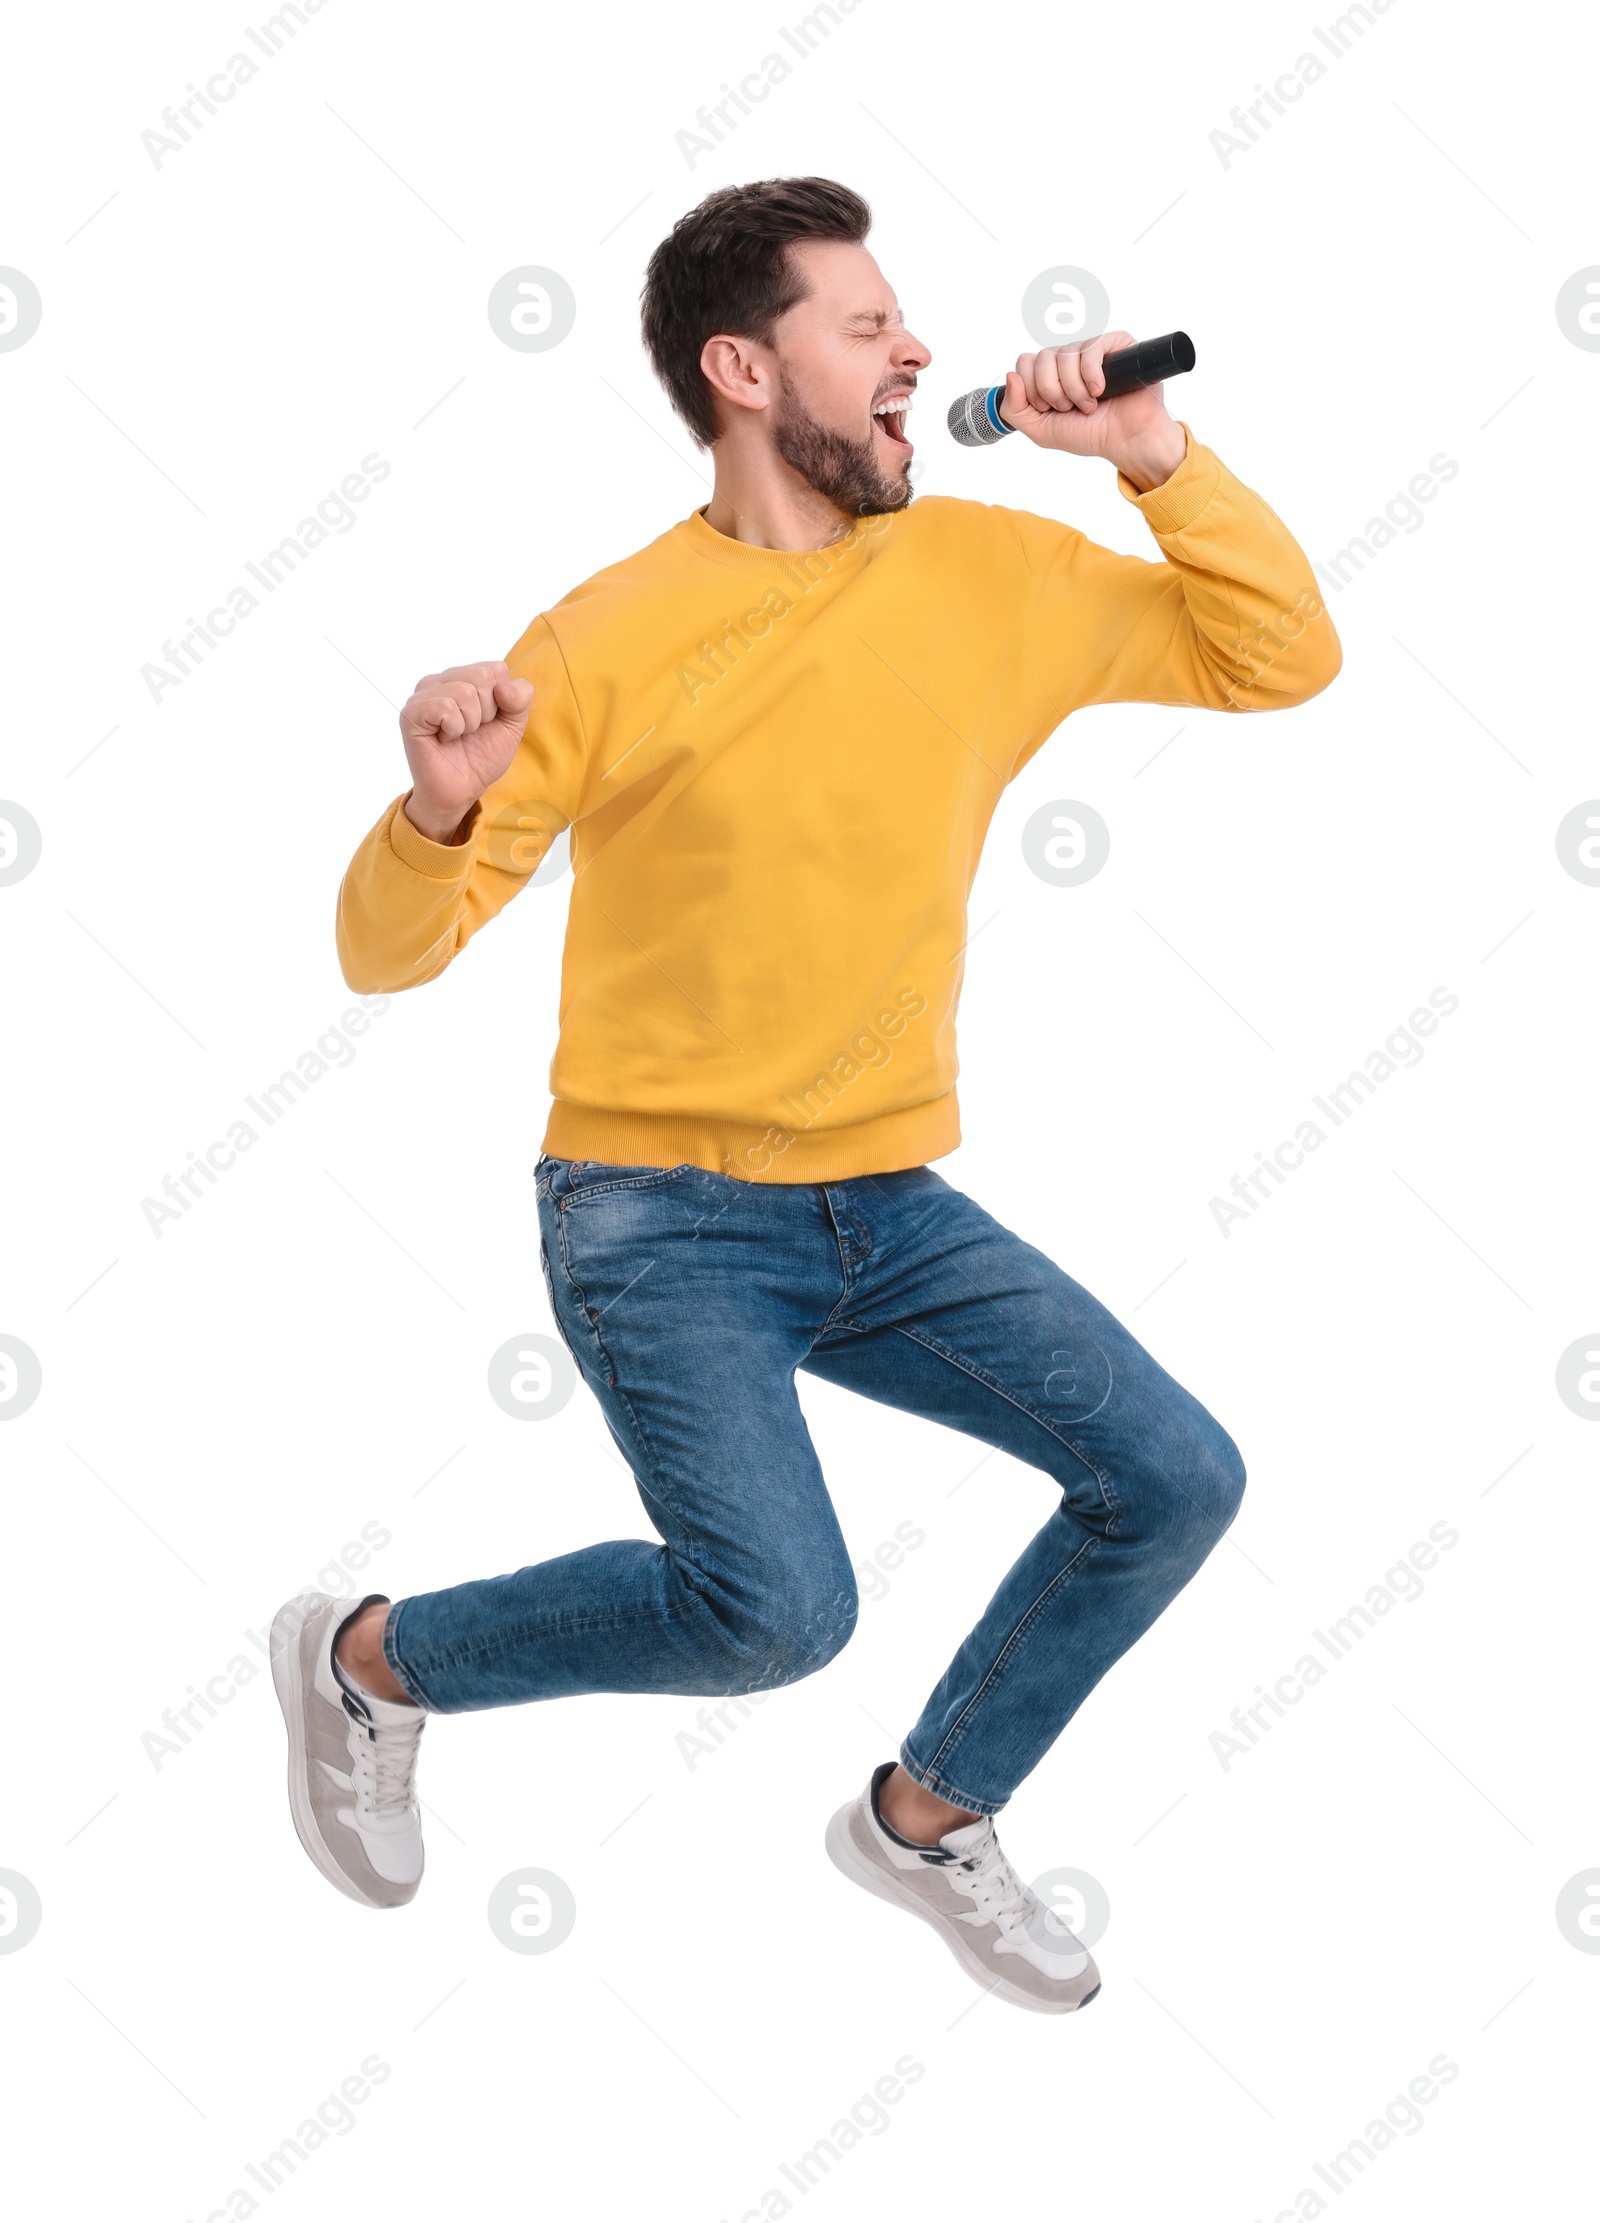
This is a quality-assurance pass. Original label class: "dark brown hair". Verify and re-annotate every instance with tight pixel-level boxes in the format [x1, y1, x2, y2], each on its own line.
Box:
[641, 177, 871, 448]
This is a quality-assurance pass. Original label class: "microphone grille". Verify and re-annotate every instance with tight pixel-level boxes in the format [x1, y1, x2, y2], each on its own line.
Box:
[947, 387, 1006, 447]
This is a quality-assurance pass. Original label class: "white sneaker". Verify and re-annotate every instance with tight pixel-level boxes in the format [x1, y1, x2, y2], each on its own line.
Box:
[271, 1591, 426, 1909]
[825, 1762, 1101, 2014]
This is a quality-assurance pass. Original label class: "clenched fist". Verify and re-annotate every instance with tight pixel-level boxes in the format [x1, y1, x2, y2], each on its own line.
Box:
[400, 662, 534, 846]
[997, 333, 1188, 492]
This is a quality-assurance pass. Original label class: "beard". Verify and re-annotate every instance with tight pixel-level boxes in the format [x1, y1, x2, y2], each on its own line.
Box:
[772, 367, 914, 520]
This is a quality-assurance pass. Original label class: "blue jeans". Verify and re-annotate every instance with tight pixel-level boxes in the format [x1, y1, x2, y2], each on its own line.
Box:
[383, 1159, 1246, 1815]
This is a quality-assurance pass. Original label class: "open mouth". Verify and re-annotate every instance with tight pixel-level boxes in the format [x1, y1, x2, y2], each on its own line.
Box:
[872, 392, 914, 451]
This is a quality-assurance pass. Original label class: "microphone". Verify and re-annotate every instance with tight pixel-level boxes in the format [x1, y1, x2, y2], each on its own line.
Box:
[947, 330, 1196, 447]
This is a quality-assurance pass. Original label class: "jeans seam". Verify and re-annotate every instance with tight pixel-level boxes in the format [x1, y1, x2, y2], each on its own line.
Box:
[891, 1324, 1123, 1522]
[549, 1201, 699, 1547]
[384, 1603, 697, 1710]
[893, 1750, 1004, 1819]
[916, 1530, 1103, 1792]
[381, 1599, 440, 1711]
[555, 1205, 630, 1401]
[814, 1189, 860, 1337]
[538, 1239, 576, 1363]
[396, 1606, 693, 1687]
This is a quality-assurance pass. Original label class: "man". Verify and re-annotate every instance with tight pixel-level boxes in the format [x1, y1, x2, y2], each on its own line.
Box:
[274, 177, 1339, 2013]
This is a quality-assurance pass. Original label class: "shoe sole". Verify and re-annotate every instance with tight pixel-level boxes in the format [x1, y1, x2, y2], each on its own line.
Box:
[270, 1596, 408, 1911]
[824, 1803, 1099, 2017]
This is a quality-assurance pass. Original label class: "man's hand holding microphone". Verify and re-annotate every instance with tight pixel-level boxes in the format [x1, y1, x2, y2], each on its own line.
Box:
[949, 328, 1196, 492]
[399, 663, 533, 847]
[997, 333, 1187, 490]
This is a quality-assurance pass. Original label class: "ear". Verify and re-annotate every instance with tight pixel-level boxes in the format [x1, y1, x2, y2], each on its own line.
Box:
[699, 332, 773, 426]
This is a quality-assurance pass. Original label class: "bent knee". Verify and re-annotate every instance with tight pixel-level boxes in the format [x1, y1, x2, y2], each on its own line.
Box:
[1174, 1418, 1246, 1543]
[1199, 1421, 1246, 1518]
[737, 1578, 859, 1690]
[762, 1581, 859, 1684]
[1124, 1410, 1246, 1550]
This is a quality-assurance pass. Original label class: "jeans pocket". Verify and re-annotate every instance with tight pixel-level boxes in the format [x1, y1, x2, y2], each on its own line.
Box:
[560, 1161, 695, 1206]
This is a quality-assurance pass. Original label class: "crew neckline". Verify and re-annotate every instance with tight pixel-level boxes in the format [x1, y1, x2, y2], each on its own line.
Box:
[680, 504, 892, 576]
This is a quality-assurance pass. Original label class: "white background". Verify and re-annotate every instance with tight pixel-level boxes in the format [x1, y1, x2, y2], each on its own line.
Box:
[2, 0, 1596, 2216]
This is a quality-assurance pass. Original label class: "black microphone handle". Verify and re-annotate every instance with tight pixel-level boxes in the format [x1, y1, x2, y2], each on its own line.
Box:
[1094, 329, 1196, 400]
[948, 331, 1196, 446]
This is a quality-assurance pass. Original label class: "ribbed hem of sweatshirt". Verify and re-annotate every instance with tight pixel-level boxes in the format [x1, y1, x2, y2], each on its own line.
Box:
[1116, 422, 1220, 535]
[541, 1092, 961, 1184]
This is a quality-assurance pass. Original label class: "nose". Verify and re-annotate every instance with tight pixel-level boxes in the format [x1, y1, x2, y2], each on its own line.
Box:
[895, 325, 932, 373]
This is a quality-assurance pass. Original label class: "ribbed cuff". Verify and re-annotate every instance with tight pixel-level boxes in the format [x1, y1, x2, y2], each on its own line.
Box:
[1118, 422, 1221, 535]
[387, 793, 481, 878]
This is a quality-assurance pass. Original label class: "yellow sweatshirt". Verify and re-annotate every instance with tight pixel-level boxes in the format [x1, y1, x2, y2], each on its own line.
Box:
[336, 425, 1339, 1181]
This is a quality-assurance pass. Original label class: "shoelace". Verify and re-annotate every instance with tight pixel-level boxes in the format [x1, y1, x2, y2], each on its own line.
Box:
[346, 1709, 425, 1830]
[949, 1828, 1037, 1934]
